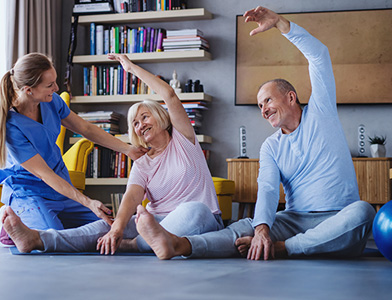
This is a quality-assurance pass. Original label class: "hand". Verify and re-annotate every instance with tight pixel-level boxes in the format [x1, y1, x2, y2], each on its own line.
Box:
[86, 199, 113, 225]
[96, 227, 123, 255]
[107, 53, 134, 72]
[247, 224, 275, 260]
[243, 6, 289, 36]
[127, 144, 149, 161]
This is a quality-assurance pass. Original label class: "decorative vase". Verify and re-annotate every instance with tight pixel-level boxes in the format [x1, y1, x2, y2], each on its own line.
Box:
[370, 144, 386, 158]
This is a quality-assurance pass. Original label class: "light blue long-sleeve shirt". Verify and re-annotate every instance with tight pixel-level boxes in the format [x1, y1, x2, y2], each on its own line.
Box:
[252, 22, 360, 229]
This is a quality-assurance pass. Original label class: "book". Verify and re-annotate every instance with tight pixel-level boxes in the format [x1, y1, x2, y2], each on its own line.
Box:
[166, 29, 203, 37]
[90, 23, 96, 55]
[163, 40, 209, 49]
[73, 1, 114, 14]
[96, 25, 104, 55]
[164, 47, 208, 52]
[104, 28, 110, 54]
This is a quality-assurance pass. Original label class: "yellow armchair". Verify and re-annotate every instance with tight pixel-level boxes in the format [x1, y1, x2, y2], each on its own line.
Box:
[56, 92, 94, 192]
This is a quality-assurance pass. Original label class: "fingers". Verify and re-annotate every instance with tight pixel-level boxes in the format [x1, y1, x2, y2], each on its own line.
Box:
[248, 243, 262, 260]
[100, 204, 112, 215]
[101, 214, 114, 226]
[263, 243, 270, 260]
[249, 27, 264, 36]
[111, 237, 119, 255]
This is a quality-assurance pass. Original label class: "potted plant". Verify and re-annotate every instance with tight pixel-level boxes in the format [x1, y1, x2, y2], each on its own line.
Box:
[368, 135, 387, 158]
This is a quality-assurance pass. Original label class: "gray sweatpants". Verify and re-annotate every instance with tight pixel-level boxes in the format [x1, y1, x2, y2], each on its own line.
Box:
[187, 200, 375, 258]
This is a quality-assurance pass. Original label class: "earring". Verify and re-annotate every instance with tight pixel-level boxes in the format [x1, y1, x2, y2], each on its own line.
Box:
[29, 92, 32, 95]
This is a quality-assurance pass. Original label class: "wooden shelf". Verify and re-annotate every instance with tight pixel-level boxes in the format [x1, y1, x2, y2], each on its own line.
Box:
[71, 93, 212, 104]
[73, 50, 211, 64]
[76, 8, 212, 24]
[86, 178, 128, 185]
[70, 134, 212, 144]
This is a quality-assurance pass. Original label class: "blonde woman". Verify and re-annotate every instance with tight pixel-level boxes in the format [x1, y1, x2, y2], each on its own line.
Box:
[2, 54, 223, 255]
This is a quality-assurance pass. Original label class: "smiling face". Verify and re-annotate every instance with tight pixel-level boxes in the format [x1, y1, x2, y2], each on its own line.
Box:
[29, 67, 59, 102]
[132, 106, 162, 144]
[257, 81, 300, 134]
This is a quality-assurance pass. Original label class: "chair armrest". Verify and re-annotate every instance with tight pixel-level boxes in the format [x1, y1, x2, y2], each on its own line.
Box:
[63, 138, 94, 173]
[68, 171, 86, 191]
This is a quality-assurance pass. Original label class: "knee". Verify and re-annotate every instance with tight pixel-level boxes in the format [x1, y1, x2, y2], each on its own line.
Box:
[348, 201, 376, 227]
[176, 202, 211, 221]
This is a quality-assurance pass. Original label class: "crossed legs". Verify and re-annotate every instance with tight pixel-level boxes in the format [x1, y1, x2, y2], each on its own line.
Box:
[135, 201, 375, 260]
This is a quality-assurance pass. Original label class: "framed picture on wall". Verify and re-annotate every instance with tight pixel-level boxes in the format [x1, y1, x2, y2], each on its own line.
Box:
[235, 9, 392, 105]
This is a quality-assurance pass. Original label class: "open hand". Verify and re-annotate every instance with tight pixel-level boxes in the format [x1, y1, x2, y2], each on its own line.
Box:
[127, 145, 149, 161]
[96, 228, 123, 255]
[247, 224, 275, 260]
[243, 6, 289, 36]
[107, 53, 134, 73]
[87, 199, 113, 225]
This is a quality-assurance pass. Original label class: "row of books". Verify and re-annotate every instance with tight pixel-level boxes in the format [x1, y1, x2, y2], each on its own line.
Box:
[83, 65, 152, 96]
[116, 0, 187, 13]
[163, 29, 209, 51]
[75, 111, 122, 135]
[86, 146, 132, 179]
[161, 103, 207, 131]
[74, 0, 187, 14]
[90, 24, 167, 55]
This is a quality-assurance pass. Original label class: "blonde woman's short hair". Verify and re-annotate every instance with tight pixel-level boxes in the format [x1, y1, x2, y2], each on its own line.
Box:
[127, 100, 172, 148]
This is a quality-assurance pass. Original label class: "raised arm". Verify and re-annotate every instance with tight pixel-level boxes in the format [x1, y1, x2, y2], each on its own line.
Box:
[243, 6, 290, 35]
[107, 53, 195, 144]
[245, 6, 336, 113]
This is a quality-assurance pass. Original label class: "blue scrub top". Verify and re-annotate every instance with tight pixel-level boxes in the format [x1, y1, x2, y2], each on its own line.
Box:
[0, 93, 72, 205]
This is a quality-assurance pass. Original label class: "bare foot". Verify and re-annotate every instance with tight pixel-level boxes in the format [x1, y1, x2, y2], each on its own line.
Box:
[118, 238, 139, 252]
[274, 241, 288, 258]
[135, 205, 191, 260]
[2, 207, 44, 253]
[235, 236, 253, 257]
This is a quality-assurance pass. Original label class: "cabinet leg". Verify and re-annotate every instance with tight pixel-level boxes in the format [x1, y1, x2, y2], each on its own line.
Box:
[238, 204, 245, 220]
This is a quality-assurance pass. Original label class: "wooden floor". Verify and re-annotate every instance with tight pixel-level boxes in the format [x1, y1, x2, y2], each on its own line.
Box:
[0, 241, 391, 300]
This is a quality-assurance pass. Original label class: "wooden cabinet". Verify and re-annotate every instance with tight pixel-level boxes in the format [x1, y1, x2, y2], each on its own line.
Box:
[352, 157, 392, 209]
[227, 158, 285, 219]
[227, 157, 392, 218]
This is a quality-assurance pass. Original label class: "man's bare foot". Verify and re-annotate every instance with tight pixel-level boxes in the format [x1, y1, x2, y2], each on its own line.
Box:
[118, 238, 139, 252]
[274, 241, 288, 258]
[235, 237, 288, 259]
[135, 205, 191, 260]
[235, 236, 253, 257]
[2, 207, 44, 253]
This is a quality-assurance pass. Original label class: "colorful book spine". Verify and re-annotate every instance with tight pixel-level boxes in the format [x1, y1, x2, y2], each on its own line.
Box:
[90, 23, 96, 55]
[96, 25, 104, 55]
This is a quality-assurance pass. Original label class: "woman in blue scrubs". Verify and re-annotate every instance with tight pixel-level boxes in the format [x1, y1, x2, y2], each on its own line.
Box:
[0, 53, 147, 243]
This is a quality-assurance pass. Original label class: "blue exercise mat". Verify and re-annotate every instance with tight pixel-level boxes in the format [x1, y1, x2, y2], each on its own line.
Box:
[9, 247, 155, 256]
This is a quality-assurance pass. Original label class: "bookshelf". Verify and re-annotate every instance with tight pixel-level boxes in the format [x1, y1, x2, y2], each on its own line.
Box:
[86, 178, 128, 185]
[71, 92, 212, 103]
[69, 134, 212, 145]
[73, 50, 211, 64]
[71, 8, 214, 188]
[76, 8, 212, 24]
